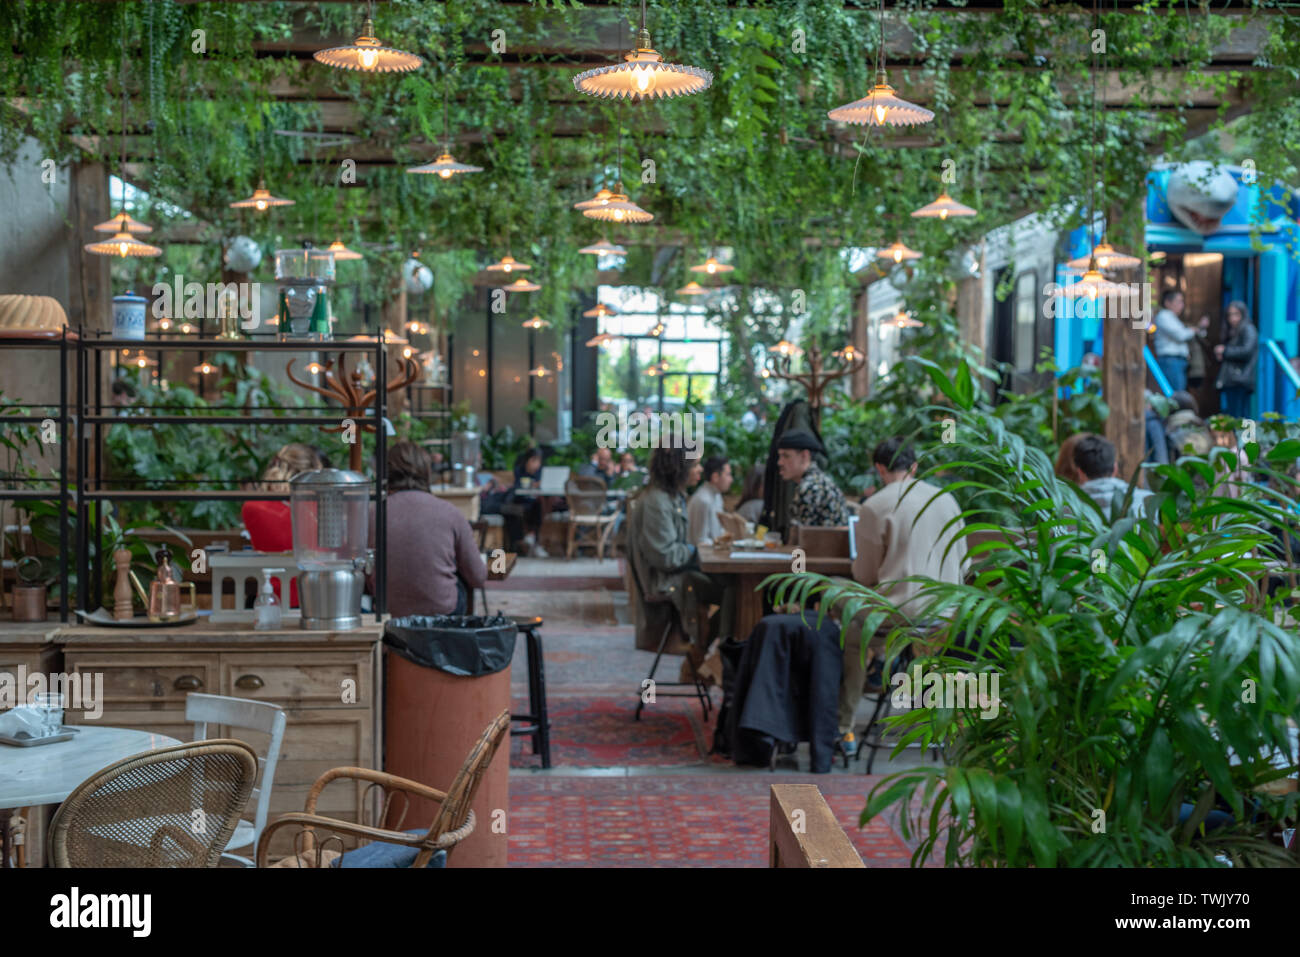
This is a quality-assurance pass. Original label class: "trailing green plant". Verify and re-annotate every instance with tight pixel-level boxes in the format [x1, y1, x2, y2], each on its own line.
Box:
[769, 358, 1300, 867]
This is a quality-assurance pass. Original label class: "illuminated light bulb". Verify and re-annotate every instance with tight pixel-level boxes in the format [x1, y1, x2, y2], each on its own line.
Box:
[306, 362, 324, 374]
[874, 104, 887, 124]
[706, 262, 716, 274]
[158, 317, 173, 331]
[135, 357, 147, 368]
[358, 48, 378, 70]
[438, 168, 453, 180]
[478, 369, 486, 377]
[939, 209, 948, 221]
[472, 349, 480, 357]
[893, 249, 903, 263]
[118, 240, 129, 256]
[179, 322, 194, 334]
[402, 347, 414, 359]
[632, 64, 657, 94]
[255, 199, 267, 211]
[613, 209, 625, 222]
[503, 263, 512, 273]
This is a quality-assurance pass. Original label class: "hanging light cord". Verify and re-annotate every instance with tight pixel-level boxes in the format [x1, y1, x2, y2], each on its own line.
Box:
[1089, 0, 1099, 250]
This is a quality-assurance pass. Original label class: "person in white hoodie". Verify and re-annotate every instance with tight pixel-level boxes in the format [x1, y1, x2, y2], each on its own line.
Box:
[1151, 289, 1209, 393]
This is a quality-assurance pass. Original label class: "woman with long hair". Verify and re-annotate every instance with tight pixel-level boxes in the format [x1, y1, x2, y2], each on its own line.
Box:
[1215, 300, 1258, 419]
[735, 464, 764, 525]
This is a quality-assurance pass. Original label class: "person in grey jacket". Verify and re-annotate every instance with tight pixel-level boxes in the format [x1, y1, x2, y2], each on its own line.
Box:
[626, 445, 735, 651]
[1071, 434, 1152, 521]
[1215, 300, 1257, 420]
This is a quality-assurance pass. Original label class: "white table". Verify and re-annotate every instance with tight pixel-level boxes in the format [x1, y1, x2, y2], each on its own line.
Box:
[0, 726, 181, 809]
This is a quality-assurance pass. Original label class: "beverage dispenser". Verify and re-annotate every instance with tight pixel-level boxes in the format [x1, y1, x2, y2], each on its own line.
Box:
[290, 468, 372, 630]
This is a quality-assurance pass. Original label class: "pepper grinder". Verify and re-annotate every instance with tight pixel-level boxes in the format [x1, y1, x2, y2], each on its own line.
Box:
[112, 548, 134, 620]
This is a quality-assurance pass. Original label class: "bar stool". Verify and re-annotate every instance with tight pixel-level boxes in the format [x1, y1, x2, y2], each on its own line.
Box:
[508, 615, 551, 768]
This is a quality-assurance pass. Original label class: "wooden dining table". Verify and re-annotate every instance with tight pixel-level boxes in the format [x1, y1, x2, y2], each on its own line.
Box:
[697, 544, 853, 641]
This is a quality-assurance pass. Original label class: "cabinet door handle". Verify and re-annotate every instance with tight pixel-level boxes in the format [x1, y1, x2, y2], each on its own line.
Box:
[234, 674, 265, 691]
[173, 674, 203, 691]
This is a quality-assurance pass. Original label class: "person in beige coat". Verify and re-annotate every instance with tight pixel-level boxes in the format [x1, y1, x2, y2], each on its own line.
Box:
[839, 437, 968, 758]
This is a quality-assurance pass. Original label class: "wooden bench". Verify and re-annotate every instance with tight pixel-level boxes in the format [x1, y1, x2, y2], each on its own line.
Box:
[768, 783, 865, 868]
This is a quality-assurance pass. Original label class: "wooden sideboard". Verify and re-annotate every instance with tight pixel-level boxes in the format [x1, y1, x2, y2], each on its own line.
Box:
[55, 621, 384, 861]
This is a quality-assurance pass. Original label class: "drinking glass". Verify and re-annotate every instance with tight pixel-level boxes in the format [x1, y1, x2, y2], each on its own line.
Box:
[33, 692, 63, 736]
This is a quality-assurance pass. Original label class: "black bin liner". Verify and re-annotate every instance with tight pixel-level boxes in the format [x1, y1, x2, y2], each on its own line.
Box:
[384, 614, 517, 677]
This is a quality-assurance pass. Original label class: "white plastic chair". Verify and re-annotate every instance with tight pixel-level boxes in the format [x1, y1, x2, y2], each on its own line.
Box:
[186, 692, 287, 867]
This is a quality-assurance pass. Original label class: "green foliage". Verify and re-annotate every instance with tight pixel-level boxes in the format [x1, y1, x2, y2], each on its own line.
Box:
[769, 359, 1300, 868]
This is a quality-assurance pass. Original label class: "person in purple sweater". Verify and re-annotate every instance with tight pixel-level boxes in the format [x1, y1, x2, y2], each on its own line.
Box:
[370, 441, 486, 617]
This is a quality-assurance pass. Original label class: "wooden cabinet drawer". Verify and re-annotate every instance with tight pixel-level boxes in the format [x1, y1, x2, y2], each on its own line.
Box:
[219, 652, 371, 708]
[62, 652, 220, 710]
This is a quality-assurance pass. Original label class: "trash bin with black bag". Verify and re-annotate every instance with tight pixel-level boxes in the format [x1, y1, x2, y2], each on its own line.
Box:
[384, 614, 516, 867]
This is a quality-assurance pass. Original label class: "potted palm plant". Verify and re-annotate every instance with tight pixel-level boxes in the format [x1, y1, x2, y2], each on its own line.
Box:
[770, 359, 1300, 867]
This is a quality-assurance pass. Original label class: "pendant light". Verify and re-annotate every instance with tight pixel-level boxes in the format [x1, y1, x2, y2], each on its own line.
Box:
[586, 332, 617, 348]
[504, 277, 541, 293]
[314, 1, 423, 74]
[574, 188, 615, 211]
[573, 0, 711, 102]
[230, 178, 295, 211]
[579, 238, 628, 256]
[86, 13, 161, 259]
[583, 303, 618, 319]
[769, 340, 803, 357]
[911, 192, 976, 220]
[676, 281, 707, 296]
[1062, 263, 1122, 300]
[486, 254, 531, 274]
[689, 256, 734, 276]
[876, 240, 921, 264]
[326, 239, 362, 261]
[582, 99, 652, 222]
[887, 310, 924, 329]
[828, 0, 933, 127]
[522, 316, 551, 330]
[407, 74, 482, 178]
[194, 361, 218, 376]
[1066, 242, 1140, 272]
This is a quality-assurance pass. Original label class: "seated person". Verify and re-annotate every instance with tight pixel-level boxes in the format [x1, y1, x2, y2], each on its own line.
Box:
[839, 437, 969, 758]
[618, 451, 645, 480]
[1071, 434, 1152, 520]
[735, 465, 764, 525]
[687, 455, 731, 545]
[578, 447, 618, 484]
[1054, 432, 1094, 482]
[627, 445, 734, 655]
[1164, 391, 1212, 459]
[504, 447, 548, 557]
[241, 443, 323, 607]
[776, 428, 849, 529]
[370, 441, 485, 618]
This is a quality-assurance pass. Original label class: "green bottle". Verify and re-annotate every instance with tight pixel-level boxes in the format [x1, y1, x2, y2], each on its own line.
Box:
[309, 288, 331, 341]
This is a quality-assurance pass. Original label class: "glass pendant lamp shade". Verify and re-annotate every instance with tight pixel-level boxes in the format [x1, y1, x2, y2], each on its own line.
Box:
[94, 211, 153, 235]
[1062, 264, 1123, 299]
[1066, 242, 1141, 272]
[85, 230, 162, 258]
[586, 332, 616, 348]
[574, 187, 615, 211]
[828, 71, 934, 126]
[877, 240, 922, 264]
[887, 310, 924, 329]
[326, 239, 362, 261]
[230, 179, 295, 210]
[583, 303, 618, 319]
[573, 25, 711, 102]
[487, 254, 531, 273]
[769, 340, 803, 357]
[689, 257, 734, 275]
[579, 238, 628, 256]
[910, 191, 976, 220]
[314, 17, 423, 73]
[522, 316, 551, 329]
[406, 151, 483, 178]
[504, 277, 541, 293]
[676, 281, 707, 296]
[582, 186, 652, 224]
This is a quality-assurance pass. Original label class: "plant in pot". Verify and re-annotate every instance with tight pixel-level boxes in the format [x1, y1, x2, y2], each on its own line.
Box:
[769, 358, 1300, 867]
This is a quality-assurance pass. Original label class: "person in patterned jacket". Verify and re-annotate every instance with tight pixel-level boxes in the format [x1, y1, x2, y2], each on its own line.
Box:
[776, 429, 849, 529]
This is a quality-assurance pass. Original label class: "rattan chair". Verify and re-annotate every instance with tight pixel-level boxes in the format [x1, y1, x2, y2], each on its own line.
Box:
[565, 476, 617, 559]
[255, 709, 510, 868]
[49, 739, 259, 868]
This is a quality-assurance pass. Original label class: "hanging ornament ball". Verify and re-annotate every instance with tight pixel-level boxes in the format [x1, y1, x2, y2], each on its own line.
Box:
[402, 258, 433, 294]
[224, 235, 263, 273]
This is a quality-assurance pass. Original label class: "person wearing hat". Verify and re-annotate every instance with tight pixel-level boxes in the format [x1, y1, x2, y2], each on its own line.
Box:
[776, 428, 849, 528]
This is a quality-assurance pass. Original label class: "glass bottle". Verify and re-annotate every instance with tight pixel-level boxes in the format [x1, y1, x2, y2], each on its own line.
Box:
[148, 548, 181, 621]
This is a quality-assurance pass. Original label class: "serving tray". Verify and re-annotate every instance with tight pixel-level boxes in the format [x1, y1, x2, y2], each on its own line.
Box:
[0, 727, 80, 747]
[75, 608, 200, 627]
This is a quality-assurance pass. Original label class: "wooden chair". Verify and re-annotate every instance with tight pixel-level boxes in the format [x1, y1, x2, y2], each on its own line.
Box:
[186, 692, 287, 867]
[49, 740, 259, 868]
[255, 709, 510, 869]
[565, 476, 617, 559]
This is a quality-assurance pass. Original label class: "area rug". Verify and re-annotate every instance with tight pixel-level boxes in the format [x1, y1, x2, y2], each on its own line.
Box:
[507, 773, 914, 867]
[510, 693, 722, 768]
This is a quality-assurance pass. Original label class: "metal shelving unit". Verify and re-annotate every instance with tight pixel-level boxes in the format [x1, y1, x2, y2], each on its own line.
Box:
[0, 330, 75, 621]
[74, 333, 389, 622]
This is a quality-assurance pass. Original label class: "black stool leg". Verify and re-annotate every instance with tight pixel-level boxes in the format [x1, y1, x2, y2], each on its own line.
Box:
[529, 627, 551, 768]
[635, 620, 673, 721]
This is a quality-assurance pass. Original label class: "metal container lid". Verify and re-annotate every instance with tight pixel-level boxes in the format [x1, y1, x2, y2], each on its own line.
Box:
[290, 468, 368, 487]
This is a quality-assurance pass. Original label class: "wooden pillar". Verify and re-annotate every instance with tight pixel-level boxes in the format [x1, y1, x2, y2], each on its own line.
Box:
[66, 161, 111, 331]
[956, 241, 986, 358]
[1103, 316, 1146, 484]
[851, 286, 869, 399]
